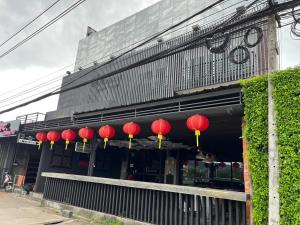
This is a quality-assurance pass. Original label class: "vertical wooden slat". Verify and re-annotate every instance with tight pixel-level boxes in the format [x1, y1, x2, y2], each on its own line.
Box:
[121, 187, 126, 217]
[190, 195, 195, 225]
[220, 199, 226, 225]
[129, 188, 133, 218]
[140, 188, 145, 221]
[156, 191, 160, 225]
[165, 192, 169, 225]
[201, 196, 207, 225]
[133, 188, 137, 220]
[208, 197, 213, 225]
[160, 191, 164, 225]
[151, 190, 156, 224]
[214, 198, 219, 225]
[228, 200, 233, 225]
[196, 196, 200, 225]
[147, 190, 152, 223]
[115, 185, 120, 216]
[236, 201, 240, 225]
[174, 193, 179, 225]
[179, 193, 183, 225]
[241, 202, 246, 225]
[184, 194, 188, 225]
[117, 186, 123, 216]
[136, 188, 141, 221]
[125, 187, 130, 218]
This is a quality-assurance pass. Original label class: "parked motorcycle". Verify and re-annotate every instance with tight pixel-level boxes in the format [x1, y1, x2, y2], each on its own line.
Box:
[3, 172, 13, 192]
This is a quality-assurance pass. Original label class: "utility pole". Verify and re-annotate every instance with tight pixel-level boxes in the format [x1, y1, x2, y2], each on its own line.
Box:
[267, 15, 280, 225]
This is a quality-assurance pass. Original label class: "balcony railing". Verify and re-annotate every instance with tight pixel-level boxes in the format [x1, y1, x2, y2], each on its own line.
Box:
[42, 172, 248, 225]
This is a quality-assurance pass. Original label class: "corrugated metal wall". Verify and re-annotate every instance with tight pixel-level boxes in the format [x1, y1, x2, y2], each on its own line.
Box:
[74, 0, 248, 70]
[46, 17, 268, 120]
[0, 138, 17, 183]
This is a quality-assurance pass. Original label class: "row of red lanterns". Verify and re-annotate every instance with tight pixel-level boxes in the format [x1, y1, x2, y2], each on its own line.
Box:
[35, 114, 209, 150]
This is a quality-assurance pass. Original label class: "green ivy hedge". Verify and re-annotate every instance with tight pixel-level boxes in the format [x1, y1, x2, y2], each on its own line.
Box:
[271, 68, 300, 225]
[242, 75, 269, 225]
[242, 67, 300, 225]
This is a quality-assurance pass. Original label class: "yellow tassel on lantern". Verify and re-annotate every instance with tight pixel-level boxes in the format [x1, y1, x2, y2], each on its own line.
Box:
[128, 134, 133, 149]
[158, 134, 163, 149]
[83, 138, 87, 151]
[195, 130, 200, 147]
[38, 141, 42, 150]
[50, 141, 54, 150]
[104, 137, 108, 149]
[65, 140, 70, 150]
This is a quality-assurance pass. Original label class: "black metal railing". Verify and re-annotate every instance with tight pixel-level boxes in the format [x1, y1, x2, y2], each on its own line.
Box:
[43, 173, 247, 225]
[21, 90, 241, 132]
[16, 113, 46, 124]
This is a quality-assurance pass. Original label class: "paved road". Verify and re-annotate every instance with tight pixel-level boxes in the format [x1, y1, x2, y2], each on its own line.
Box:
[0, 192, 87, 225]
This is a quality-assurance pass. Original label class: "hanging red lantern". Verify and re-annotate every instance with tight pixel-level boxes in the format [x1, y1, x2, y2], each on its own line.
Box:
[186, 114, 209, 147]
[151, 119, 171, 149]
[78, 127, 94, 151]
[47, 131, 60, 150]
[123, 122, 141, 149]
[219, 162, 226, 168]
[61, 129, 76, 150]
[232, 162, 240, 168]
[99, 125, 116, 149]
[35, 132, 47, 149]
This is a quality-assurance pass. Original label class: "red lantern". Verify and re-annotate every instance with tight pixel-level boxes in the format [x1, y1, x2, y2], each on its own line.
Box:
[79, 161, 89, 169]
[151, 119, 171, 149]
[47, 131, 60, 150]
[78, 127, 94, 151]
[232, 162, 240, 168]
[99, 125, 116, 149]
[61, 129, 76, 150]
[186, 114, 209, 147]
[123, 122, 141, 149]
[219, 162, 226, 168]
[35, 132, 47, 149]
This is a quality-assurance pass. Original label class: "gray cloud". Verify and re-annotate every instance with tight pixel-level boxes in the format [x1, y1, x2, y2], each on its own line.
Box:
[0, 0, 299, 71]
[0, 0, 160, 70]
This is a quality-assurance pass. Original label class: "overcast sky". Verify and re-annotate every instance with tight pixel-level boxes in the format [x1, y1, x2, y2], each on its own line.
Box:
[0, 0, 299, 122]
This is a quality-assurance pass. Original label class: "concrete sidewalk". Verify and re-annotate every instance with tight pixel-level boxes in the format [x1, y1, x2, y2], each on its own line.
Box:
[0, 192, 87, 225]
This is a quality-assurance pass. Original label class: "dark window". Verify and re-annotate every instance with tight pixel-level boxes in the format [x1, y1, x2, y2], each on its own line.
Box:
[50, 144, 73, 168]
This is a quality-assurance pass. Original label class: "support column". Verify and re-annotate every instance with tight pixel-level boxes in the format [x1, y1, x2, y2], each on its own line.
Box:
[242, 119, 253, 225]
[267, 15, 279, 225]
[34, 143, 51, 192]
[87, 139, 97, 176]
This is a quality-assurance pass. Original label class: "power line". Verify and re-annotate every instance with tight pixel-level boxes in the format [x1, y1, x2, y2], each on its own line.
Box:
[0, 0, 229, 105]
[0, 0, 88, 59]
[0, 0, 263, 114]
[0, 63, 73, 97]
[50, 0, 228, 94]
[0, 0, 63, 48]
[2, 0, 298, 114]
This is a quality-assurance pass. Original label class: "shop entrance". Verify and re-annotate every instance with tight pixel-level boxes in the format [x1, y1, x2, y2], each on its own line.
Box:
[12, 143, 41, 187]
[127, 149, 166, 183]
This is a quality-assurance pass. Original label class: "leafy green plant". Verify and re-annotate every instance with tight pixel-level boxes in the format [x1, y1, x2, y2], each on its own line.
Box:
[91, 215, 124, 225]
[271, 68, 300, 225]
[241, 68, 300, 225]
[241, 75, 269, 225]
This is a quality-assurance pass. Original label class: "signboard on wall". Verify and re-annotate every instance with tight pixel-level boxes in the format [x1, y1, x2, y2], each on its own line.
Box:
[0, 120, 20, 138]
[75, 142, 91, 154]
[17, 133, 38, 145]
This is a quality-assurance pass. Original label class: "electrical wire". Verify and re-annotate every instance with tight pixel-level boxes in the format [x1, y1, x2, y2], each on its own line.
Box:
[0, 0, 88, 59]
[2, 0, 298, 114]
[0, 0, 63, 48]
[0, 0, 238, 102]
[0, 0, 265, 114]
[0, 0, 240, 110]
